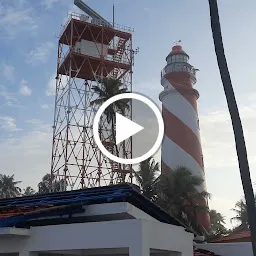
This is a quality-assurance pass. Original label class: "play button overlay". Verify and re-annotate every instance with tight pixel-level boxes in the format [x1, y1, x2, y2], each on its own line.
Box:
[93, 92, 164, 165]
[116, 113, 144, 145]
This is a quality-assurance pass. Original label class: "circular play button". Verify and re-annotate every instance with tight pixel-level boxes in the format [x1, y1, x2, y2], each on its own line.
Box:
[93, 92, 164, 165]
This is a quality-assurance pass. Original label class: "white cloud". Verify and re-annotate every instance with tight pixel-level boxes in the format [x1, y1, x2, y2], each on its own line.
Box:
[46, 73, 56, 96]
[1, 62, 15, 82]
[0, 1, 37, 39]
[26, 118, 51, 131]
[0, 125, 52, 190]
[198, 99, 256, 226]
[41, 0, 64, 9]
[0, 116, 21, 132]
[26, 119, 43, 125]
[46, 73, 68, 96]
[143, 7, 155, 15]
[41, 104, 50, 109]
[133, 80, 161, 107]
[26, 41, 55, 65]
[19, 79, 32, 96]
[200, 104, 256, 169]
[0, 85, 18, 107]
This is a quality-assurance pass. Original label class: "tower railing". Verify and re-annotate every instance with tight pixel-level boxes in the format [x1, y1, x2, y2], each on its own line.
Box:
[58, 49, 131, 70]
[59, 12, 134, 39]
[161, 63, 197, 80]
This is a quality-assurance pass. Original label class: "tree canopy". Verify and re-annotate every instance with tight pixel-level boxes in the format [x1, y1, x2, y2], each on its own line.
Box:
[0, 174, 22, 199]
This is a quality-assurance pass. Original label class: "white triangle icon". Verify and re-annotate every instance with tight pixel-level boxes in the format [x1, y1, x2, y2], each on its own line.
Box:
[115, 113, 144, 145]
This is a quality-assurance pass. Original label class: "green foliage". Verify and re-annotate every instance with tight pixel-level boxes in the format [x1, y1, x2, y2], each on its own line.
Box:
[206, 210, 228, 240]
[23, 186, 35, 196]
[0, 174, 22, 199]
[134, 163, 211, 235]
[37, 173, 52, 194]
[134, 157, 159, 201]
[231, 199, 249, 230]
[91, 78, 130, 164]
[91, 78, 130, 180]
[37, 173, 65, 194]
[90, 78, 130, 123]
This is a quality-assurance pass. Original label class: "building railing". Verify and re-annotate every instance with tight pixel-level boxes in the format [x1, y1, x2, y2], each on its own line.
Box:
[59, 12, 134, 39]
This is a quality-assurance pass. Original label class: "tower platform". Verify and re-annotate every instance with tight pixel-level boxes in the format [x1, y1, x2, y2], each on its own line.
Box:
[58, 51, 130, 80]
[59, 14, 132, 46]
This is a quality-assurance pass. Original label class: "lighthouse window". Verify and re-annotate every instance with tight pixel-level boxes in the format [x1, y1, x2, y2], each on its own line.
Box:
[171, 54, 187, 63]
[171, 55, 177, 62]
[178, 64, 183, 71]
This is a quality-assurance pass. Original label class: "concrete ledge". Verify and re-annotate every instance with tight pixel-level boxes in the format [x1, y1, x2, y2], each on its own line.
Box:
[32, 202, 159, 223]
[0, 227, 30, 237]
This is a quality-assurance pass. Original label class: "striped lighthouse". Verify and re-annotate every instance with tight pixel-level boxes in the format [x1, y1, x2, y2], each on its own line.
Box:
[159, 44, 210, 231]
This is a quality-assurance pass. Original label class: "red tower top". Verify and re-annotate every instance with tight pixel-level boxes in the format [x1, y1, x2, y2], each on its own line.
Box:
[161, 44, 200, 110]
[167, 45, 189, 59]
[161, 45, 198, 89]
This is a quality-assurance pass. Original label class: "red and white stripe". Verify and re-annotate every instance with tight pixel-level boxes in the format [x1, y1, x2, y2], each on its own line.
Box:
[160, 77, 206, 190]
[160, 73, 210, 230]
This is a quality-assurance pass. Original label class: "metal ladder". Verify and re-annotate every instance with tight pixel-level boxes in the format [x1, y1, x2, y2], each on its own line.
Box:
[112, 38, 126, 79]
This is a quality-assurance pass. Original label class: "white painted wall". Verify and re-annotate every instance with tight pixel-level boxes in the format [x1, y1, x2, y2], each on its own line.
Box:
[74, 39, 108, 57]
[161, 136, 205, 192]
[142, 220, 194, 256]
[196, 242, 253, 256]
[160, 78, 199, 138]
[0, 219, 194, 256]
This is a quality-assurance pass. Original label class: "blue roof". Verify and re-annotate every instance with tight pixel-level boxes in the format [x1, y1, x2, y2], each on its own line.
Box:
[0, 183, 190, 231]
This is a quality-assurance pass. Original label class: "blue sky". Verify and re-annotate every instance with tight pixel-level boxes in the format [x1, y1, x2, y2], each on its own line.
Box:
[0, 0, 256, 228]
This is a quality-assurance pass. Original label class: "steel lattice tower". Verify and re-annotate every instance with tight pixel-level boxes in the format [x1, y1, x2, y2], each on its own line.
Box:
[50, 13, 134, 190]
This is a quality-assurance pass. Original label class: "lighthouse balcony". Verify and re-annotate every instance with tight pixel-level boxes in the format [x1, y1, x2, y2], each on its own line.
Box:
[161, 62, 197, 83]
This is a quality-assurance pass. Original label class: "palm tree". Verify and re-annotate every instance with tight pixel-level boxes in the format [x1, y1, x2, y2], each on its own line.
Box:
[38, 174, 64, 194]
[210, 209, 226, 227]
[157, 166, 210, 234]
[23, 186, 35, 196]
[208, 1, 256, 253]
[208, 209, 227, 238]
[91, 78, 130, 180]
[38, 174, 51, 194]
[231, 199, 249, 230]
[91, 78, 130, 153]
[134, 157, 159, 201]
[0, 174, 22, 198]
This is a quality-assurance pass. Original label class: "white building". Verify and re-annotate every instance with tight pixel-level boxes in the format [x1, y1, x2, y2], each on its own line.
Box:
[0, 184, 194, 256]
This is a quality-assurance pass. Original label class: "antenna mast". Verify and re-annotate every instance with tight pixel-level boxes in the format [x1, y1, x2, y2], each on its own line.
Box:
[113, 2, 115, 25]
[74, 0, 112, 27]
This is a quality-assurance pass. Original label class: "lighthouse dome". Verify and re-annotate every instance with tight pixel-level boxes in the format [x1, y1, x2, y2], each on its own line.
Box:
[166, 45, 189, 64]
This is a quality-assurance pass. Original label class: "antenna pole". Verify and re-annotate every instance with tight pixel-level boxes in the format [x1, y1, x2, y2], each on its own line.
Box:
[112, 2, 115, 26]
[112, 2, 115, 50]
